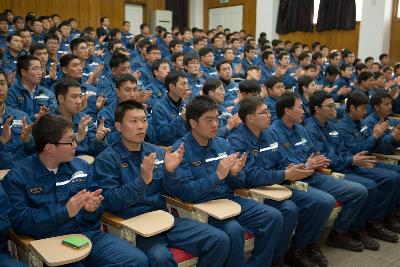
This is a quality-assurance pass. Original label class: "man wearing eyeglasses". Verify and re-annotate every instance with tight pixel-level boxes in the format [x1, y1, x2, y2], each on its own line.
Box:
[2, 114, 148, 267]
[138, 45, 161, 87]
[305, 90, 399, 249]
[6, 55, 57, 122]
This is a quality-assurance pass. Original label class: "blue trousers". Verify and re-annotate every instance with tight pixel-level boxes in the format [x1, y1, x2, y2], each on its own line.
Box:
[306, 173, 368, 233]
[208, 196, 283, 267]
[374, 163, 400, 212]
[65, 231, 148, 267]
[136, 217, 229, 267]
[266, 187, 335, 258]
[0, 252, 26, 267]
[346, 166, 398, 221]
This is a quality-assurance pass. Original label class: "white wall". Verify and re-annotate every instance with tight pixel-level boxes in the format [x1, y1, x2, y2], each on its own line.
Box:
[358, 0, 393, 60]
[124, 4, 144, 35]
[189, 0, 204, 29]
[256, 0, 279, 40]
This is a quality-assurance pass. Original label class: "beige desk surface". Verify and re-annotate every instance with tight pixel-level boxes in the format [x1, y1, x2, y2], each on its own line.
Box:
[193, 199, 241, 220]
[0, 169, 9, 180]
[250, 184, 292, 201]
[372, 153, 400, 161]
[77, 155, 95, 165]
[29, 234, 92, 266]
[120, 210, 174, 237]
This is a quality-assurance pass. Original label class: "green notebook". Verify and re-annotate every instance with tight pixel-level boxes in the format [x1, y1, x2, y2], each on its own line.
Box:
[62, 236, 89, 250]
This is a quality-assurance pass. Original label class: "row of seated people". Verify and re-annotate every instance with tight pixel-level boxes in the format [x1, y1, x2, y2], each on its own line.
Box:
[1, 86, 400, 266]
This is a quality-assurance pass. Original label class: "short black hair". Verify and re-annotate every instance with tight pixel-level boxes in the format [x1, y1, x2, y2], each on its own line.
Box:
[355, 63, 368, 72]
[44, 33, 59, 43]
[165, 71, 186, 91]
[379, 53, 388, 61]
[202, 78, 223, 95]
[346, 91, 369, 113]
[100, 17, 108, 24]
[357, 71, 373, 85]
[60, 54, 79, 69]
[115, 100, 146, 123]
[265, 76, 283, 91]
[297, 75, 314, 95]
[69, 37, 87, 51]
[365, 56, 374, 63]
[372, 71, 384, 80]
[216, 60, 231, 72]
[17, 55, 40, 77]
[298, 52, 310, 62]
[55, 77, 81, 104]
[309, 90, 333, 115]
[183, 52, 200, 66]
[109, 53, 130, 69]
[146, 44, 160, 54]
[32, 114, 74, 153]
[151, 58, 170, 74]
[276, 92, 300, 118]
[325, 64, 340, 76]
[199, 47, 213, 58]
[186, 95, 218, 126]
[262, 50, 274, 61]
[239, 79, 261, 94]
[29, 42, 47, 55]
[340, 63, 352, 72]
[370, 89, 392, 111]
[171, 51, 184, 62]
[238, 96, 265, 123]
[115, 74, 137, 88]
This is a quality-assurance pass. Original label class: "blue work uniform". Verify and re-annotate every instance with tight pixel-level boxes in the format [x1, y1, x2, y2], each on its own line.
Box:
[138, 62, 154, 87]
[217, 105, 235, 139]
[305, 116, 398, 225]
[164, 132, 283, 267]
[186, 73, 204, 99]
[259, 64, 275, 86]
[221, 79, 239, 108]
[6, 79, 57, 122]
[332, 76, 354, 102]
[97, 73, 117, 106]
[94, 140, 229, 267]
[269, 119, 368, 233]
[200, 64, 217, 80]
[146, 78, 167, 110]
[0, 106, 34, 169]
[151, 95, 188, 146]
[2, 155, 148, 267]
[265, 96, 278, 123]
[228, 124, 335, 258]
[0, 185, 26, 267]
[1, 48, 20, 75]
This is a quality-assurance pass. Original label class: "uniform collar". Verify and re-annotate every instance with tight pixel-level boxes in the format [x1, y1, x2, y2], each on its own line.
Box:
[32, 153, 75, 178]
[342, 113, 358, 128]
[275, 118, 295, 136]
[114, 140, 157, 160]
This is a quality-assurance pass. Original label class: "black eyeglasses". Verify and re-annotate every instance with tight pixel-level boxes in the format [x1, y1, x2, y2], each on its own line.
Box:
[53, 139, 77, 146]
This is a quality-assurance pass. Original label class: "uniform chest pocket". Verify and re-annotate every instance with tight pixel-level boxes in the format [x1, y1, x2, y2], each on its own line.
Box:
[294, 138, 308, 153]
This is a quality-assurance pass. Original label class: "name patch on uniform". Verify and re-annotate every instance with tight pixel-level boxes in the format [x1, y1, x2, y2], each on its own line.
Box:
[250, 149, 258, 155]
[295, 138, 307, 146]
[17, 96, 25, 101]
[205, 152, 228, 163]
[56, 171, 88, 186]
[259, 142, 278, 152]
[360, 126, 368, 133]
[29, 187, 43, 194]
[328, 131, 338, 136]
[192, 160, 202, 167]
[120, 162, 129, 168]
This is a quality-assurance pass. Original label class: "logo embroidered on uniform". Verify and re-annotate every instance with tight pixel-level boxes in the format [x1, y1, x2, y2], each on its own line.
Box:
[192, 160, 202, 167]
[120, 162, 128, 168]
[17, 96, 24, 101]
[29, 187, 43, 194]
[251, 149, 258, 155]
[283, 143, 290, 148]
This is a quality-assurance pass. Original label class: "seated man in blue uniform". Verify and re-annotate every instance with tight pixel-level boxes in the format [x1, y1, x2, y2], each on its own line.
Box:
[138, 45, 161, 87]
[202, 78, 241, 138]
[217, 60, 241, 108]
[269, 92, 369, 252]
[2, 114, 148, 267]
[229, 96, 335, 267]
[297, 75, 318, 121]
[0, 184, 26, 267]
[231, 79, 262, 115]
[332, 63, 354, 103]
[265, 76, 285, 123]
[55, 77, 109, 156]
[183, 53, 204, 99]
[152, 71, 189, 146]
[199, 47, 217, 79]
[0, 69, 35, 169]
[93, 100, 229, 267]
[146, 59, 170, 110]
[164, 95, 283, 267]
[337, 91, 400, 233]
[6, 55, 57, 122]
[364, 90, 400, 154]
[305, 90, 399, 246]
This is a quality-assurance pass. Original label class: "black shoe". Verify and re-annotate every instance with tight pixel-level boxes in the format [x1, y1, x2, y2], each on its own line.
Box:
[326, 230, 364, 252]
[384, 215, 400, 234]
[368, 221, 399, 243]
[352, 229, 380, 251]
[284, 247, 319, 267]
[306, 244, 327, 267]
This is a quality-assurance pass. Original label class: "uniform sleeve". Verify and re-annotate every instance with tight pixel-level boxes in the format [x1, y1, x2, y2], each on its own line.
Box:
[2, 172, 70, 237]
[81, 165, 105, 223]
[337, 123, 377, 154]
[152, 105, 186, 146]
[163, 143, 223, 203]
[0, 185, 11, 247]
[93, 154, 148, 213]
